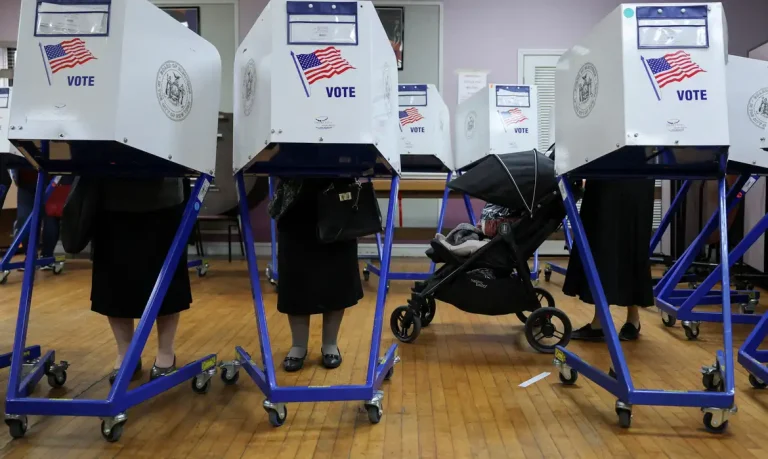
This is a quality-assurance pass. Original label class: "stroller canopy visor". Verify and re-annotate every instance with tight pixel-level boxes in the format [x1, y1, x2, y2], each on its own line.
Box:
[448, 150, 557, 214]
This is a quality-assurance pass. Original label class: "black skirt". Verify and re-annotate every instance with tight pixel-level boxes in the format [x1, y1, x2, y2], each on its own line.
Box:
[562, 179, 655, 307]
[277, 179, 363, 315]
[91, 205, 192, 319]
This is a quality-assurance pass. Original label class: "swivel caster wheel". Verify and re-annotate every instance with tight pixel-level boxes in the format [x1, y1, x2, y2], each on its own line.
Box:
[702, 411, 729, 434]
[5, 415, 27, 439]
[740, 299, 758, 315]
[363, 269, 370, 281]
[101, 414, 127, 443]
[616, 402, 632, 429]
[0, 270, 9, 285]
[45, 361, 69, 388]
[544, 268, 552, 283]
[191, 375, 212, 394]
[264, 401, 287, 427]
[558, 368, 578, 386]
[749, 373, 767, 389]
[688, 282, 698, 289]
[220, 367, 240, 385]
[660, 311, 676, 328]
[384, 366, 394, 381]
[52, 263, 64, 275]
[701, 364, 723, 392]
[682, 321, 700, 340]
[197, 263, 209, 278]
[364, 391, 384, 424]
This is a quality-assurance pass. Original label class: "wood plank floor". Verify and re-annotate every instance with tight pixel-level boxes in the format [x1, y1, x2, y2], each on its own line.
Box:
[0, 258, 766, 458]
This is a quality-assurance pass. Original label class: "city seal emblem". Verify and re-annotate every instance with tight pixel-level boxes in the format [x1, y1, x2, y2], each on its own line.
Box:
[747, 87, 768, 130]
[242, 59, 257, 117]
[573, 62, 598, 119]
[465, 111, 477, 139]
[156, 60, 193, 122]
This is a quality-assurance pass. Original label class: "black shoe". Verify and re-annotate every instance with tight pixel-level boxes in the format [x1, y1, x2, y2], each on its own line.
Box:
[322, 347, 342, 370]
[619, 323, 641, 341]
[149, 356, 177, 381]
[283, 352, 307, 372]
[108, 361, 143, 385]
[571, 324, 605, 342]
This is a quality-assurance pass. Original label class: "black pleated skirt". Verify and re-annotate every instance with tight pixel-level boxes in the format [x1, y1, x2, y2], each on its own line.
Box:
[276, 179, 363, 315]
[91, 205, 192, 319]
[562, 179, 655, 307]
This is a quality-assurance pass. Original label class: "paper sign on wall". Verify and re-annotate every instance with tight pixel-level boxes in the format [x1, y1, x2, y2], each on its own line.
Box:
[457, 71, 488, 105]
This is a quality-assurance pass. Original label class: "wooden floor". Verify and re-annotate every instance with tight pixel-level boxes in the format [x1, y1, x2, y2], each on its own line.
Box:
[0, 258, 767, 458]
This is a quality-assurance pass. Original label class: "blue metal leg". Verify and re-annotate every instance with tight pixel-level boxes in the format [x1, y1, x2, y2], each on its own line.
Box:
[267, 177, 278, 284]
[6, 173, 218, 421]
[366, 172, 454, 282]
[554, 175, 735, 427]
[231, 173, 399, 416]
[545, 218, 571, 278]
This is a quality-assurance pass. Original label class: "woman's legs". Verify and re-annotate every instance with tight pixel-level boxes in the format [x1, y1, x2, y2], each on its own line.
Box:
[156, 313, 180, 368]
[287, 314, 310, 358]
[321, 310, 344, 356]
[574, 306, 642, 341]
[108, 317, 135, 369]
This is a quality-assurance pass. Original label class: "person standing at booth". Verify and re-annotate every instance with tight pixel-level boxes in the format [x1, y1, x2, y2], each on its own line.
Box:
[88, 177, 191, 383]
[269, 178, 362, 372]
[10, 169, 63, 270]
[563, 178, 656, 341]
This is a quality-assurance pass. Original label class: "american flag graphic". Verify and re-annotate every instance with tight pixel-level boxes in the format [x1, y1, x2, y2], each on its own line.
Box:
[399, 107, 424, 126]
[645, 51, 705, 89]
[295, 47, 355, 85]
[499, 108, 528, 126]
[44, 38, 96, 74]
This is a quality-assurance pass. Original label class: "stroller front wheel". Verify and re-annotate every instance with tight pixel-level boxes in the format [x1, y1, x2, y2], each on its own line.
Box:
[390, 306, 422, 343]
[524, 307, 572, 354]
[516, 287, 556, 324]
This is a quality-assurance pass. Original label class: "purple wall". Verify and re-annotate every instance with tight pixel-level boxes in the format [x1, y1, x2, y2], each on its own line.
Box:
[4, 0, 768, 241]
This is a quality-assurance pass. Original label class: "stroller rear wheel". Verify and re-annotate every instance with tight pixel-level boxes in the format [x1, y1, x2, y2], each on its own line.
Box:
[524, 307, 572, 354]
[516, 287, 556, 324]
[391, 306, 422, 343]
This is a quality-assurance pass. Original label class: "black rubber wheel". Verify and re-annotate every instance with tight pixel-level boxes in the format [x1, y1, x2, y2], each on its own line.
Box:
[191, 377, 211, 394]
[684, 325, 700, 340]
[617, 410, 632, 429]
[702, 373, 723, 392]
[47, 371, 67, 388]
[52, 264, 63, 275]
[267, 406, 287, 427]
[524, 307, 572, 354]
[385, 366, 394, 381]
[544, 270, 552, 282]
[749, 373, 767, 389]
[420, 298, 437, 327]
[0, 273, 8, 285]
[661, 313, 676, 328]
[702, 412, 728, 434]
[24, 382, 37, 397]
[101, 421, 125, 442]
[366, 405, 382, 424]
[6, 418, 27, 439]
[197, 267, 208, 278]
[363, 270, 370, 281]
[517, 287, 555, 324]
[221, 368, 240, 386]
[390, 306, 422, 343]
[559, 369, 578, 385]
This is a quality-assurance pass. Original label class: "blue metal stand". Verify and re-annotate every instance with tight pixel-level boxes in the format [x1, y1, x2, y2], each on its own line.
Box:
[265, 176, 279, 287]
[553, 155, 737, 432]
[544, 218, 572, 281]
[4, 167, 218, 441]
[655, 174, 762, 337]
[0, 177, 65, 285]
[223, 171, 399, 426]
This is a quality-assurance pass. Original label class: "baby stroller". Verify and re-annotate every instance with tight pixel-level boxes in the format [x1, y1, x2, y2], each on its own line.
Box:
[390, 150, 577, 353]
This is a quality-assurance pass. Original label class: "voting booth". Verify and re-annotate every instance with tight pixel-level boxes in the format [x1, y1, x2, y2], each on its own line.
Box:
[3, 0, 222, 443]
[454, 84, 539, 171]
[225, 0, 401, 428]
[233, 0, 399, 176]
[552, 3, 737, 433]
[398, 84, 453, 172]
[555, 4, 728, 176]
[0, 89, 22, 161]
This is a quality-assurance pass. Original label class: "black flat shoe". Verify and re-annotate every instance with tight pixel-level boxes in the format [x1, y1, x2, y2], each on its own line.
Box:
[108, 361, 143, 386]
[322, 348, 342, 370]
[619, 323, 641, 341]
[149, 356, 177, 381]
[571, 324, 605, 342]
[283, 352, 307, 372]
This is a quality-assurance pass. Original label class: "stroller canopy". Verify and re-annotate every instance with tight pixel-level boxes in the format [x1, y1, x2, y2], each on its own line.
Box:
[448, 150, 557, 214]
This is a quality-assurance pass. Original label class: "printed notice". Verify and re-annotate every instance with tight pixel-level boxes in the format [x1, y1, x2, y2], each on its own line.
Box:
[457, 71, 488, 105]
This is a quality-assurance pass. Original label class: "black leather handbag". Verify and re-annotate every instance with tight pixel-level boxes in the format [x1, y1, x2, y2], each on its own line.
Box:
[61, 177, 100, 254]
[316, 179, 382, 243]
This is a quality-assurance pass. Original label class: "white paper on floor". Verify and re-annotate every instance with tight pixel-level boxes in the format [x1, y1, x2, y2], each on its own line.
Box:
[519, 372, 551, 388]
